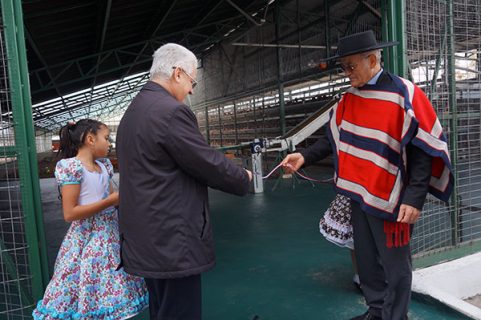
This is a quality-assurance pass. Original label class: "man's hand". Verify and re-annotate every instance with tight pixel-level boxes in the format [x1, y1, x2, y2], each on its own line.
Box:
[245, 169, 253, 182]
[280, 153, 305, 174]
[397, 204, 420, 224]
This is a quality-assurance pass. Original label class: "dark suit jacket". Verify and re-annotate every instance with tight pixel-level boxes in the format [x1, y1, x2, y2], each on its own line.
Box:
[116, 81, 249, 279]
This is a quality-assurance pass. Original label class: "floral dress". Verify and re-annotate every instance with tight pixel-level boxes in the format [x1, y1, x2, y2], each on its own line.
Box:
[319, 193, 354, 250]
[33, 157, 148, 320]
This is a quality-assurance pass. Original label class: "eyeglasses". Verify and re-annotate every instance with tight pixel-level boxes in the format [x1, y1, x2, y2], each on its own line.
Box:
[339, 62, 359, 73]
[172, 66, 198, 89]
[338, 54, 372, 73]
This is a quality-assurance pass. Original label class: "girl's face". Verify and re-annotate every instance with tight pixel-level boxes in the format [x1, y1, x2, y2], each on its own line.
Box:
[92, 126, 111, 158]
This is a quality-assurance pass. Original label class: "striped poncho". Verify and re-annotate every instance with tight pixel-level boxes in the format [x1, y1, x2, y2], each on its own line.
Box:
[327, 73, 453, 246]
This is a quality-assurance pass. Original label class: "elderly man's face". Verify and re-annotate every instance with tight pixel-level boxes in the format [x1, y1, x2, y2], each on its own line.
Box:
[339, 53, 377, 88]
[172, 66, 198, 102]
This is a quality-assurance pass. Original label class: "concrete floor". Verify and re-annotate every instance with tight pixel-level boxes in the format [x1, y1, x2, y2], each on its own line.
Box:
[40, 167, 469, 319]
[466, 295, 481, 309]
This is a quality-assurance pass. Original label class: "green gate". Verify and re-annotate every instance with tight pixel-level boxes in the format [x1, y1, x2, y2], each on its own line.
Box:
[0, 0, 48, 317]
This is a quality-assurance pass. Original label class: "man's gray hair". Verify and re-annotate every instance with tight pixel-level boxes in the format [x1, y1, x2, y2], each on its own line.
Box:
[149, 43, 197, 80]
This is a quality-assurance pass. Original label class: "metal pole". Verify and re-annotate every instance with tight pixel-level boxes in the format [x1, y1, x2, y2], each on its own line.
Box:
[324, 0, 330, 59]
[233, 100, 238, 145]
[203, 70, 210, 145]
[275, 3, 286, 136]
[381, 0, 396, 73]
[446, 0, 459, 245]
[218, 106, 223, 147]
[297, 0, 302, 75]
[394, 0, 407, 78]
[13, 3, 48, 276]
[1, 0, 49, 300]
[253, 98, 257, 137]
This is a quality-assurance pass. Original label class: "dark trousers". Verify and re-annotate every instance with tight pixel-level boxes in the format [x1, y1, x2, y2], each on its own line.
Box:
[145, 274, 202, 320]
[351, 201, 412, 320]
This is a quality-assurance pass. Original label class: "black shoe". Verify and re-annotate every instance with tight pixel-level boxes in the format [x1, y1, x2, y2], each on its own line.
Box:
[350, 311, 382, 320]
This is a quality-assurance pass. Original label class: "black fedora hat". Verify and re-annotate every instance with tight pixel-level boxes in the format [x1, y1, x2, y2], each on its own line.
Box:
[326, 30, 398, 60]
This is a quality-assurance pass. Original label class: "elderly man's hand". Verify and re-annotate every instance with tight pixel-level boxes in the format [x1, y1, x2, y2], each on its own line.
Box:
[280, 153, 305, 174]
[397, 204, 420, 224]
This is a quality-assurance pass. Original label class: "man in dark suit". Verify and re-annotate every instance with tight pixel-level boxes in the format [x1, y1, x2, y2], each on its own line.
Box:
[116, 43, 252, 320]
[281, 30, 453, 320]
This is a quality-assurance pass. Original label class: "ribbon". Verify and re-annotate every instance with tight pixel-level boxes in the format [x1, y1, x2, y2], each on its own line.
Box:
[262, 163, 333, 184]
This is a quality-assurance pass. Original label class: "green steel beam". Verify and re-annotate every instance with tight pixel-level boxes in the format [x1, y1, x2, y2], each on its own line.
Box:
[203, 76, 211, 145]
[275, 2, 286, 136]
[296, 0, 302, 75]
[1, 0, 49, 304]
[394, 1, 407, 78]
[381, 0, 395, 73]
[324, 0, 330, 59]
[446, 0, 459, 246]
[218, 106, 223, 147]
[29, 17, 241, 95]
[381, 0, 407, 77]
[233, 100, 238, 145]
[205, 105, 211, 145]
[14, 0, 50, 288]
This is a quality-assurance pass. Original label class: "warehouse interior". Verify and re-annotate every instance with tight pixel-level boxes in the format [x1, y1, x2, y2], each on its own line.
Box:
[0, 0, 481, 318]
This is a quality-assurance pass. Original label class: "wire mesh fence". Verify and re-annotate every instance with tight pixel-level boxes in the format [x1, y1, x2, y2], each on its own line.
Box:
[0, 21, 35, 318]
[407, 0, 481, 256]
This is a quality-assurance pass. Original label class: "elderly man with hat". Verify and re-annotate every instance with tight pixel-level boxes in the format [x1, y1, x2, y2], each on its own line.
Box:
[282, 30, 453, 319]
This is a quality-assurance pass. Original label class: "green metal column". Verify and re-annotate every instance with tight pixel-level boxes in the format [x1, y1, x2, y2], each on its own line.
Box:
[1, 0, 49, 301]
[324, 0, 330, 59]
[202, 69, 211, 145]
[446, 0, 459, 245]
[381, 0, 407, 78]
[233, 100, 239, 145]
[205, 105, 210, 145]
[218, 105, 223, 147]
[275, 2, 286, 136]
[394, 1, 407, 78]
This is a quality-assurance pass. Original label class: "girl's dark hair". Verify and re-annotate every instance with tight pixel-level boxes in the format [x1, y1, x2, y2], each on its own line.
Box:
[58, 119, 106, 159]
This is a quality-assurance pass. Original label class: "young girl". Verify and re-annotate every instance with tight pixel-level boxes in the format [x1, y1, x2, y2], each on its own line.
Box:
[33, 119, 148, 319]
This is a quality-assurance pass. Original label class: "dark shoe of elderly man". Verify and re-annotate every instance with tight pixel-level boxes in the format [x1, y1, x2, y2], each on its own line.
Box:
[350, 311, 382, 320]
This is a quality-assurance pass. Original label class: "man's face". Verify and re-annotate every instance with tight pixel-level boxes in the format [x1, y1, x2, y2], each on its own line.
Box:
[339, 53, 376, 88]
[172, 66, 197, 102]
